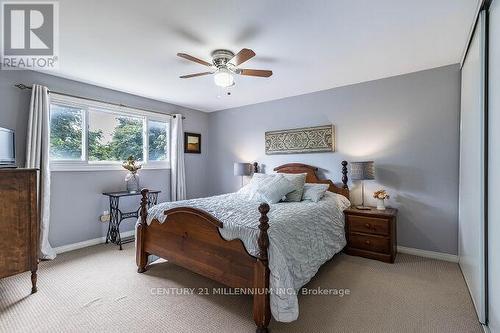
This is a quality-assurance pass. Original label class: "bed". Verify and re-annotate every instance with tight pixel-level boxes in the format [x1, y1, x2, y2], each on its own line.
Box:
[136, 162, 350, 333]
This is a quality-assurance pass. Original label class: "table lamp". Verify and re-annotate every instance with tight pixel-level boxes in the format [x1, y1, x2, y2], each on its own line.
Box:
[350, 161, 375, 210]
[234, 162, 252, 188]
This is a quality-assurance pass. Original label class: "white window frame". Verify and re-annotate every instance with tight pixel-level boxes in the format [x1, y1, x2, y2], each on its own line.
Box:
[49, 93, 170, 172]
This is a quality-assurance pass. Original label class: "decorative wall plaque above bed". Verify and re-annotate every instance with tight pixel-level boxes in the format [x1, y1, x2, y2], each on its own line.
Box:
[265, 125, 335, 155]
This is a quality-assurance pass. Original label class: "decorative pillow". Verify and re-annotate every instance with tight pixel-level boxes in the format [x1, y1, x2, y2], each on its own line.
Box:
[302, 183, 330, 202]
[249, 173, 275, 184]
[281, 173, 307, 202]
[238, 173, 280, 200]
[237, 182, 254, 196]
[244, 173, 277, 200]
[254, 174, 296, 204]
[238, 174, 264, 193]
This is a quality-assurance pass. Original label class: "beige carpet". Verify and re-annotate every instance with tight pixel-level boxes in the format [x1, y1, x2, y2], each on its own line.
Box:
[0, 244, 481, 333]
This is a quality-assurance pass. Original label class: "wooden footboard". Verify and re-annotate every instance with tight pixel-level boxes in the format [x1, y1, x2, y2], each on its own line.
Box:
[136, 161, 349, 333]
[136, 189, 271, 333]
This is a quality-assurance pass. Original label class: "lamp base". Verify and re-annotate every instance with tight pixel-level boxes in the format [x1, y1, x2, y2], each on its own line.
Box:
[355, 205, 372, 210]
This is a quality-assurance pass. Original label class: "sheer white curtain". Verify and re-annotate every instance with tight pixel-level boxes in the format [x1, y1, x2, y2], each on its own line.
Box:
[26, 85, 56, 260]
[170, 114, 186, 201]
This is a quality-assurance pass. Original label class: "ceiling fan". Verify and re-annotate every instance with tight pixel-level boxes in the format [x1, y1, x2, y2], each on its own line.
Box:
[177, 48, 273, 88]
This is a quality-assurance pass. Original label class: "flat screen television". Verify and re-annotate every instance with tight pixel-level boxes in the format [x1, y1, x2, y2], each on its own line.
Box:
[0, 127, 16, 167]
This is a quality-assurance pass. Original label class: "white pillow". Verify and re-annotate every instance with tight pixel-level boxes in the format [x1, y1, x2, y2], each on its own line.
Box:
[255, 174, 295, 204]
[281, 173, 307, 202]
[302, 183, 330, 202]
[238, 174, 269, 193]
[238, 173, 280, 200]
[243, 173, 277, 200]
[237, 183, 254, 196]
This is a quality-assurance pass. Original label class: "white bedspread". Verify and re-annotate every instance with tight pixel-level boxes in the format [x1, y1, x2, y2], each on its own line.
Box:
[140, 191, 350, 322]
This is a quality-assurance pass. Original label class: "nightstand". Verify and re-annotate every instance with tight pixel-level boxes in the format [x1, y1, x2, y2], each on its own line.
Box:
[344, 207, 398, 263]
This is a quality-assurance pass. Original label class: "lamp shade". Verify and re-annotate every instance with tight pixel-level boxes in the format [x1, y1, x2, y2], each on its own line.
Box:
[350, 161, 375, 180]
[234, 162, 252, 176]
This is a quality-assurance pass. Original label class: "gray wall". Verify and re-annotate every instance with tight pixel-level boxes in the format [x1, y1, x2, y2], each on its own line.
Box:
[0, 70, 209, 247]
[488, 0, 500, 330]
[0, 65, 461, 255]
[207, 64, 461, 255]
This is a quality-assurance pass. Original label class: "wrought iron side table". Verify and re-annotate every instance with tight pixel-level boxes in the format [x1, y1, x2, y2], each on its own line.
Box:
[102, 190, 160, 250]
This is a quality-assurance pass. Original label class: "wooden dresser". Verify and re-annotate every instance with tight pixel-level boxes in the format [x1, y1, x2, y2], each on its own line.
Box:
[0, 169, 39, 293]
[344, 207, 398, 263]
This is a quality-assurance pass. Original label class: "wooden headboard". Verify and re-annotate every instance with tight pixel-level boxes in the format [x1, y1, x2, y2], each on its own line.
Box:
[273, 161, 349, 199]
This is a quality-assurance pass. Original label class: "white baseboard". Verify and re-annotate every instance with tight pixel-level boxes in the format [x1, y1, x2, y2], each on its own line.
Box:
[397, 246, 459, 263]
[54, 230, 135, 254]
[482, 324, 490, 333]
[54, 234, 459, 263]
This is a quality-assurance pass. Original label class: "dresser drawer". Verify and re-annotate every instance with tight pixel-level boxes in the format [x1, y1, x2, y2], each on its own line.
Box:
[0, 170, 38, 282]
[349, 233, 390, 253]
[348, 215, 389, 236]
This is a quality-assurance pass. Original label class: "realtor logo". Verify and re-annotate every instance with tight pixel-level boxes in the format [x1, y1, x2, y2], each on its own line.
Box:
[1, 1, 59, 70]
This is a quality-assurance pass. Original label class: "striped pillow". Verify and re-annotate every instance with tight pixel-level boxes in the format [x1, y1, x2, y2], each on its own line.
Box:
[281, 173, 307, 202]
[255, 174, 295, 204]
[302, 183, 330, 202]
[244, 173, 276, 201]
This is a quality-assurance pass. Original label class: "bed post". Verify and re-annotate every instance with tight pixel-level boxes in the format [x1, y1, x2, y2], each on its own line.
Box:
[253, 203, 271, 333]
[253, 162, 259, 173]
[341, 160, 348, 189]
[136, 188, 149, 273]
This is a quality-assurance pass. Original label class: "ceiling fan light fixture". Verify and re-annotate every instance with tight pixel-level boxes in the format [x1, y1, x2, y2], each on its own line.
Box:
[214, 68, 234, 87]
[177, 48, 272, 85]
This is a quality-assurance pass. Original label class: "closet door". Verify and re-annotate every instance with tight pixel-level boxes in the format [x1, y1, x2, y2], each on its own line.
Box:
[459, 10, 487, 324]
[488, 0, 500, 330]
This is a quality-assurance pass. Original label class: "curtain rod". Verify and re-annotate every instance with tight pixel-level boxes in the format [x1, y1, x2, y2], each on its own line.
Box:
[14, 83, 185, 119]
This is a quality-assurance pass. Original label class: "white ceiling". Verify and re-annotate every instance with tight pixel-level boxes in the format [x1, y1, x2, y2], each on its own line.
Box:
[51, 0, 479, 112]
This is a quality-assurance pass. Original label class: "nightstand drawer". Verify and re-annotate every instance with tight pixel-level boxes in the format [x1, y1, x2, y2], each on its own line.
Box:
[348, 215, 389, 236]
[349, 233, 390, 253]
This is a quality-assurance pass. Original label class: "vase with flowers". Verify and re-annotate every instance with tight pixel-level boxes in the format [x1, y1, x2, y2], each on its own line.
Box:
[373, 189, 390, 210]
[122, 156, 142, 193]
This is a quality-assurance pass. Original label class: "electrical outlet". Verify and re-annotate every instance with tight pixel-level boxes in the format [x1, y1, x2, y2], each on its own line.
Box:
[100, 212, 110, 223]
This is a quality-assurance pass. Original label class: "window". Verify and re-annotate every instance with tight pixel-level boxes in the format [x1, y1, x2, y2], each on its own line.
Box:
[88, 111, 144, 162]
[50, 104, 84, 160]
[49, 94, 170, 171]
[148, 119, 168, 161]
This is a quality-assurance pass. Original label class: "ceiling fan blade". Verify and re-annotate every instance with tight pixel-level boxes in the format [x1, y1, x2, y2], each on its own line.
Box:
[177, 53, 212, 67]
[229, 48, 256, 66]
[179, 72, 213, 79]
[238, 69, 273, 77]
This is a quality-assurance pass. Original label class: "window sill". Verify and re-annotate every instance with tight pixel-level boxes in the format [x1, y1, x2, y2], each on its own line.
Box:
[50, 162, 170, 172]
